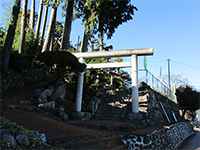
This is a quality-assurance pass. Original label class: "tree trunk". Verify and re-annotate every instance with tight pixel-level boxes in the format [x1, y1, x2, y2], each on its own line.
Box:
[41, 2, 49, 45]
[80, 28, 89, 52]
[19, 0, 28, 54]
[35, 0, 43, 39]
[42, 6, 57, 52]
[49, 12, 57, 51]
[60, 0, 74, 49]
[98, 16, 104, 51]
[49, 37, 53, 51]
[29, 0, 35, 30]
[98, 30, 104, 51]
[3, 0, 21, 72]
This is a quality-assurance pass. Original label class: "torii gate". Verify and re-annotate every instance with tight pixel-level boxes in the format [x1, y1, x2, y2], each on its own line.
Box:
[73, 48, 154, 113]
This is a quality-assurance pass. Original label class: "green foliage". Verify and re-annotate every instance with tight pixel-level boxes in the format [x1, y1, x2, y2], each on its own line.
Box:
[77, 0, 137, 38]
[112, 77, 123, 89]
[85, 69, 111, 96]
[0, 27, 6, 47]
[12, 11, 23, 50]
[0, 118, 29, 135]
[12, 11, 21, 50]
[83, 68, 131, 111]
[51, 21, 64, 50]
[176, 86, 200, 112]
[13, 29, 39, 55]
[12, 11, 39, 55]
[25, 29, 40, 55]
[48, 0, 63, 7]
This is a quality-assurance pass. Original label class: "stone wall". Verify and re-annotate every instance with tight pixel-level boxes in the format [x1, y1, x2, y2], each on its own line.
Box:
[139, 82, 182, 126]
[0, 117, 50, 150]
[121, 122, 194, 150]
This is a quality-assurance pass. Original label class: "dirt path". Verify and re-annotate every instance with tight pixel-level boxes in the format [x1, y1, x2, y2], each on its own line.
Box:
[3, 109, 127, 149]
[1, 85, 154, 149]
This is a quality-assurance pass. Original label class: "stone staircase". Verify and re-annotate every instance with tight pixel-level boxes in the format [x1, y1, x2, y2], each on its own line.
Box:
[95, 89, 149, 120]
[138, 90, 149, 113]
[94, 96, 127, 120]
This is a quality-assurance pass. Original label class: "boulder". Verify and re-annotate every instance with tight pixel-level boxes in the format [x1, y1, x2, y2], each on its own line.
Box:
[38, 101, 55, 110]
[51, 80, 66, 102]
[2, 134, 17, 147]
[31, 131, 47, 144]
[16, 134, 30, 146]
[0, 129, 10, 138]
[38, 86, 54, 103]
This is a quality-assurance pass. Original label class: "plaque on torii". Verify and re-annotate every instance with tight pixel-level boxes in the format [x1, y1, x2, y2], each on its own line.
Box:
[73, 48, 154, 113]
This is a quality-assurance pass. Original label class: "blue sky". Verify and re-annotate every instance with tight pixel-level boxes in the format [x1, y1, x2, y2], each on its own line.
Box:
[1, 0, 200, 90]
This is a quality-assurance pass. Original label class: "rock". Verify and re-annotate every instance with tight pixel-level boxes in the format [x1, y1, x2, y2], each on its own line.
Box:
[38, 101, 55, 110]
[38, 87, 54, 103]
[0, 129, 10, 137]
[0, 129, 12, 146]
[40, 133, 47, 144]
[2, 134, 17, 147]
[16, 134, 30, 146]
[58, 107, 65, 112]
[51, 81, 66, 102]
[31, 131, 47, 144]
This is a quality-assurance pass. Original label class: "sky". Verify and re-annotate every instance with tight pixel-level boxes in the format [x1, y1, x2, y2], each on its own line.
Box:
[0, 0, 200, 90]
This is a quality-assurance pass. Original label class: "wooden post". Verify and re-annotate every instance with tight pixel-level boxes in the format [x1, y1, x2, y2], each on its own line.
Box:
[131, 55, 139, 113]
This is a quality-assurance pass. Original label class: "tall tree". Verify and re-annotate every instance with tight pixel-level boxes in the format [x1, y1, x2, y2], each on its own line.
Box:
[42, 1, 58, 52]
[78, 0, 137, 51]
[29, 0, 35, 30]
[60, 0, 75, 49]
[2, 0, 21, 71]
[35, 0, 44, 39]
[19, 0, 28, 54]
[80, 27, 89, 52]
[98, 21, 104, 51]
[49, 9, 57, 51]
[41, 1, 49, 44]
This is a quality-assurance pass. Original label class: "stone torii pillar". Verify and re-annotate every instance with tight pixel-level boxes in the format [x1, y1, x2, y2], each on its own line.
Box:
[73, 48, 154, 113]
[75, 58, 85, 112]
[131, 55, 139, 113]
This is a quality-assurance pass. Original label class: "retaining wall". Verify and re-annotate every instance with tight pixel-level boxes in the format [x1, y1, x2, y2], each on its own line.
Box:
[122, 122, 194, 150]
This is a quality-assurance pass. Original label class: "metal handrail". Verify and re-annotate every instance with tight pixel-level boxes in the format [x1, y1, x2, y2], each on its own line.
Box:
[139, 69, 176, 102]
